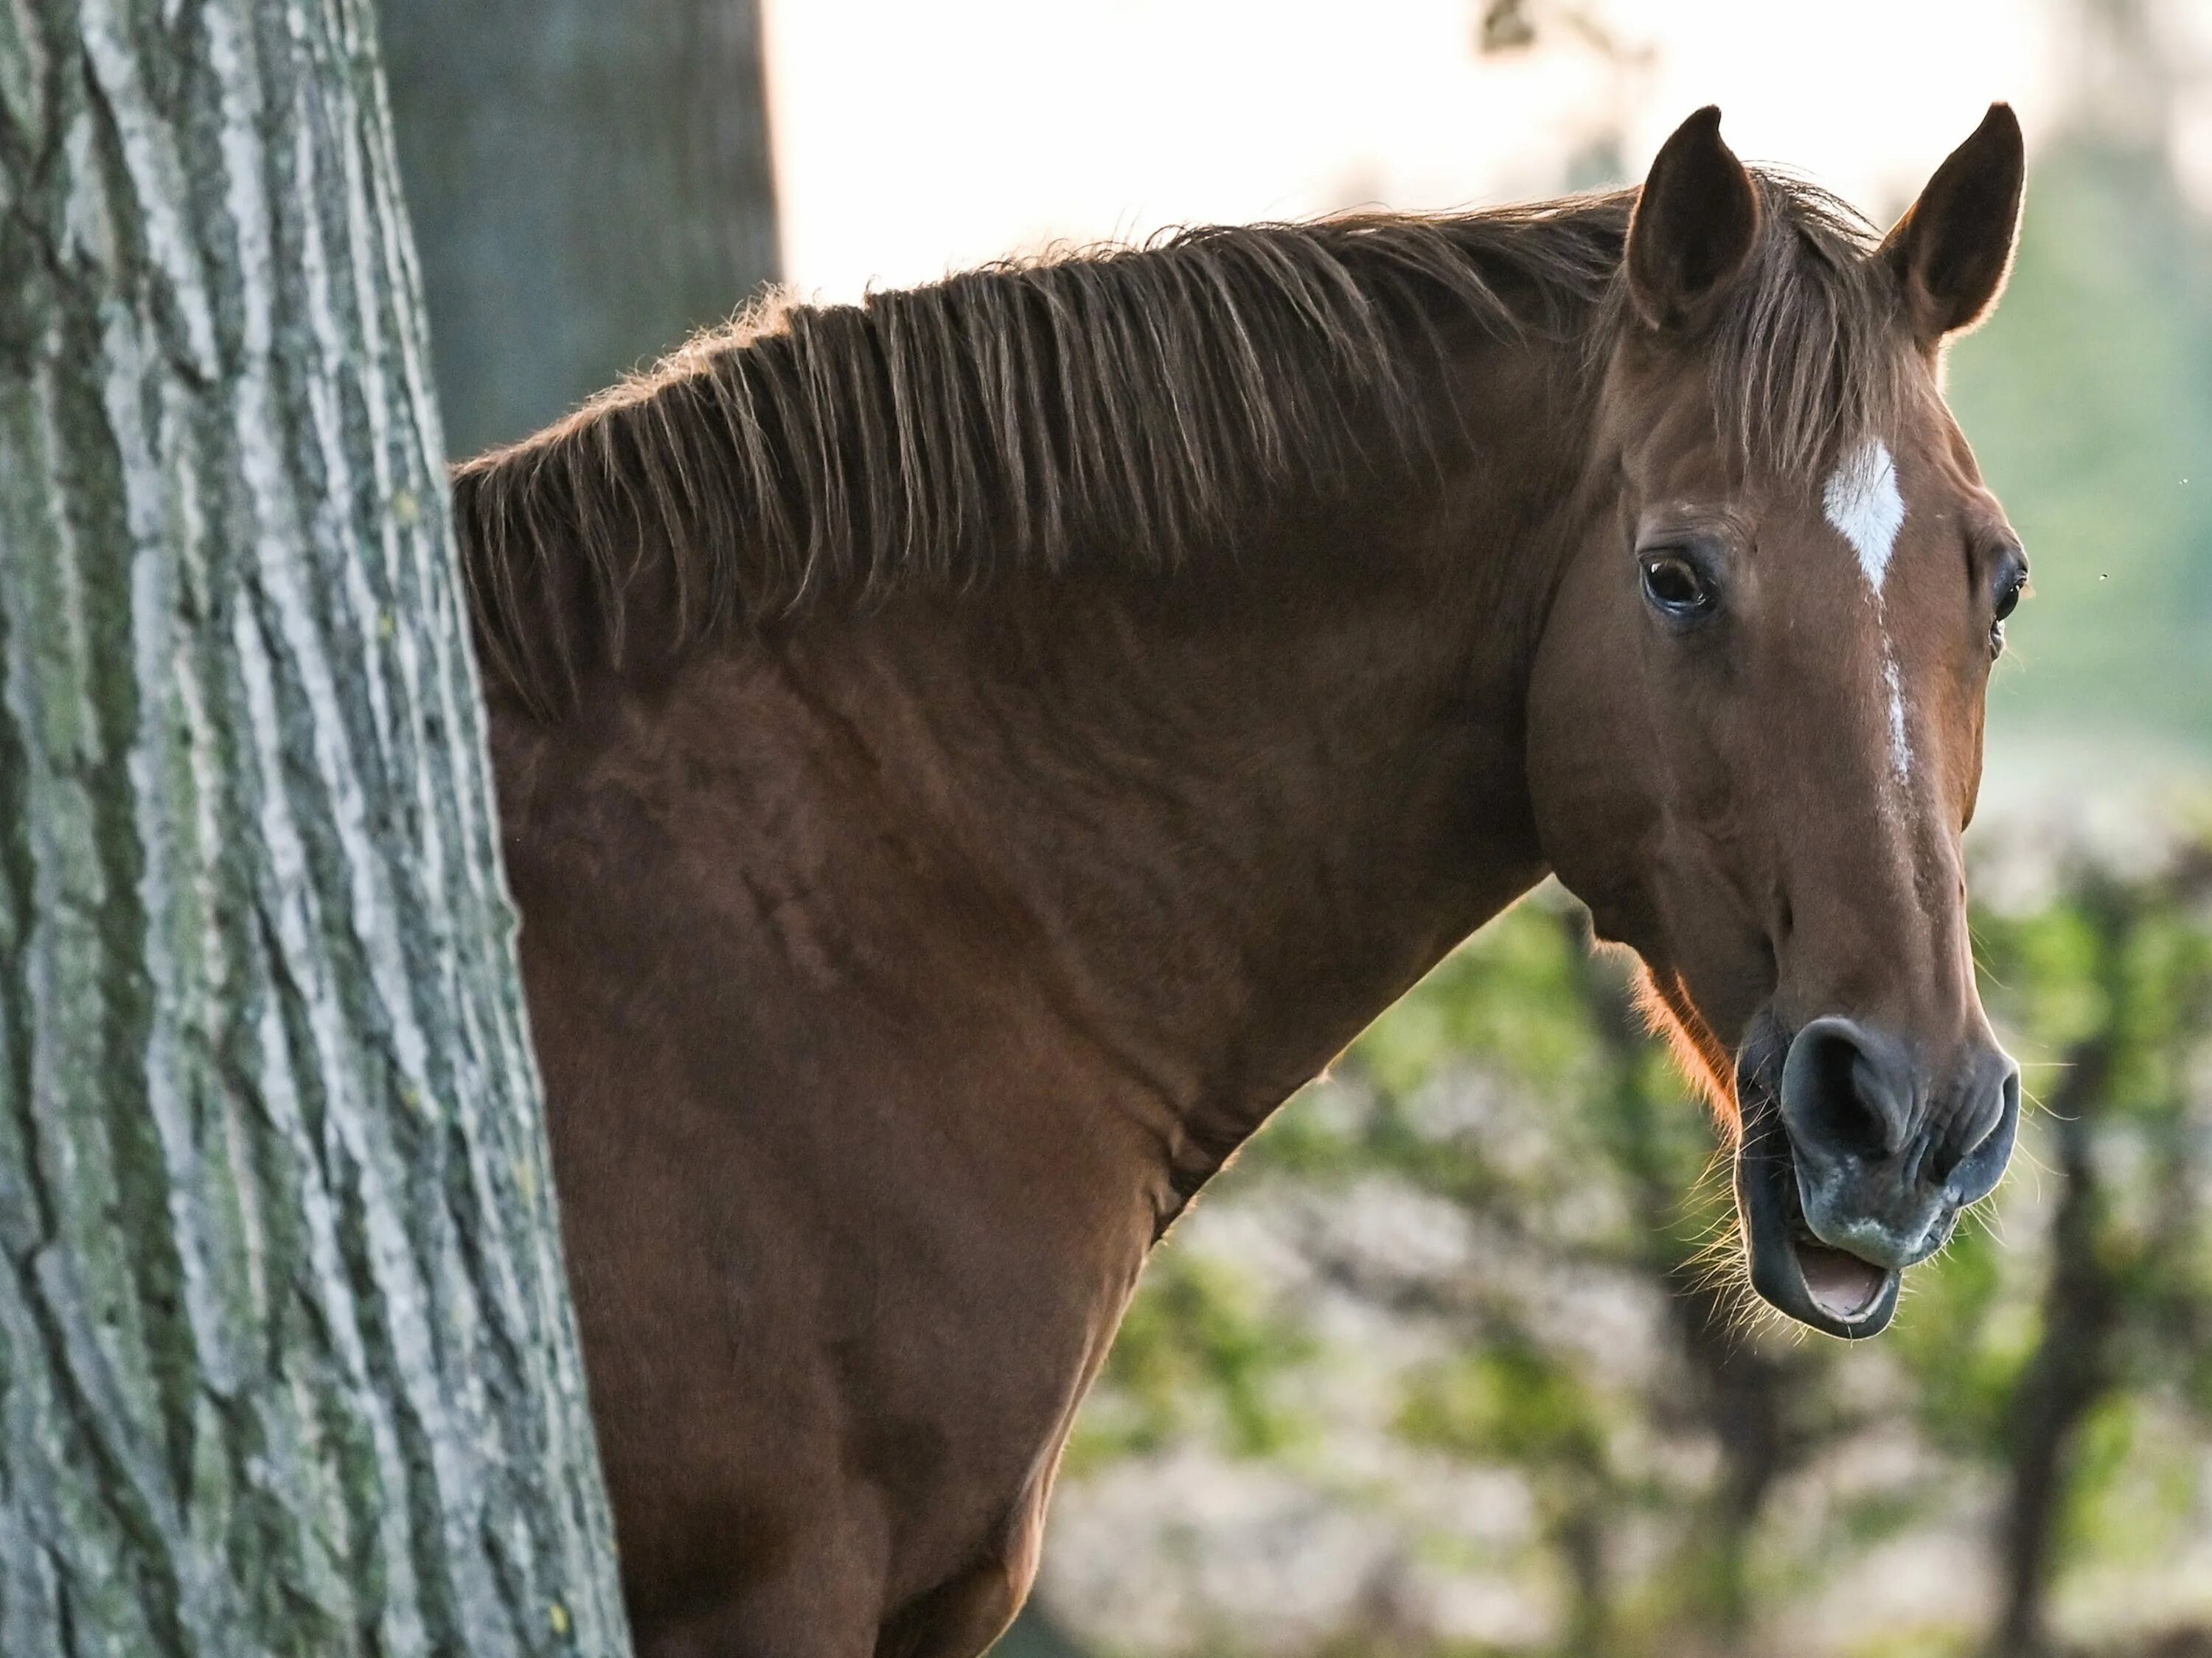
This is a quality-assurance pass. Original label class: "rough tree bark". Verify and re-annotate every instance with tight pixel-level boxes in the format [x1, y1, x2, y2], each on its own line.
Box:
[0, 4, 630, 1653]
[377, 0, 782, 457]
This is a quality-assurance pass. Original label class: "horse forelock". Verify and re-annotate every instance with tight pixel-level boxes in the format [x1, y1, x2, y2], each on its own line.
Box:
[1703, 173, 1913, 483]
[453, 172, 1909, 713]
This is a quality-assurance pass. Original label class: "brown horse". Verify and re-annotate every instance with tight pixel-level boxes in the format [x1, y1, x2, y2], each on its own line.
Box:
[459, 105, 2029, 1657]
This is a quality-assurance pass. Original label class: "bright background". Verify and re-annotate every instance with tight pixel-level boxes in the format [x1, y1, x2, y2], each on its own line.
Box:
[766, 0, 2070, 303]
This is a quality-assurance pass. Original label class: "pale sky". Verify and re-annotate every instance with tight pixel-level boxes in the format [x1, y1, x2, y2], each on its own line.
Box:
[762, 0, 2077, 304]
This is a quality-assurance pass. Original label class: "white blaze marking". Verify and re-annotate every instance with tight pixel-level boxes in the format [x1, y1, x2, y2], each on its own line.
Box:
[1881, 658, 1912, 783]
[1823, 439, 1907, 594]
[1823, 438, 1913, 784]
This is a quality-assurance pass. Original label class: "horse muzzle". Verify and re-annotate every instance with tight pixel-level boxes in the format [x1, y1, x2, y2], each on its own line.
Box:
[1733, 1015, 2020, 1339]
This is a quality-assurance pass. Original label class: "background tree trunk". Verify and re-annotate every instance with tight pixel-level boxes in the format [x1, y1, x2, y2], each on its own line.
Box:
[0, 4, 630, 1653]
[377, 0, 782, 458]
[1992, 910, 2126, 1658]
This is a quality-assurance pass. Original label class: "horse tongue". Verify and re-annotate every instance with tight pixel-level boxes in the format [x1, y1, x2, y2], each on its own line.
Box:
[1797, 1240, 1887, 1320]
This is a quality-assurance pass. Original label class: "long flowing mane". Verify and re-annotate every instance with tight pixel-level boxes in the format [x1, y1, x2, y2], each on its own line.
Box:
[455, 174, 1902, 711]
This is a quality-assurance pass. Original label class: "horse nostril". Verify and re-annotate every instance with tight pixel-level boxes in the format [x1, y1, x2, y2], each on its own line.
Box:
[1968, 1063, 2021, 1158]
[1781, 1017, 1912, 1166]
[1937, 1053, 2022, 1202]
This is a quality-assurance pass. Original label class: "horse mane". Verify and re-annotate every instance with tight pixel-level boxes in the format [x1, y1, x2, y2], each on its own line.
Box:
[454, 172, 1902, 711]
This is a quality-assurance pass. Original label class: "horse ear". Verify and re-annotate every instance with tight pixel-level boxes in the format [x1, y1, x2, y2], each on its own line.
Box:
[1625, 106, 1761, 332]
[1879, 103, 2025, 344]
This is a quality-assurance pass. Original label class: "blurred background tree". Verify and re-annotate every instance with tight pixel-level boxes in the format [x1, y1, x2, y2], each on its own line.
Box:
[377, 0, 780, 456]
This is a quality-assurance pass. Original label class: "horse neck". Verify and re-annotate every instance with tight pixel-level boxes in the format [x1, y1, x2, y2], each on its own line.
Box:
[489, 329, 1590, 1224]
[886, 560, 1554, 1206]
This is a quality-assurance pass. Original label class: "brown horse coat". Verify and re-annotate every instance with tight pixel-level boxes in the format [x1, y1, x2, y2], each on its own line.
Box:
[462, 107, 2029, 1657]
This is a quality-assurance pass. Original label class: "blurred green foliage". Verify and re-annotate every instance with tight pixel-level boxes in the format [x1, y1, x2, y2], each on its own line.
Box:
[1046, 836, 2212, 1658]
[1067, 1250, 1318, 1472]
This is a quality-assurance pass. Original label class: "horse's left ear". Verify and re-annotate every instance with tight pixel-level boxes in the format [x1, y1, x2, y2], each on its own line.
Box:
[1880, 103, 2025, 345]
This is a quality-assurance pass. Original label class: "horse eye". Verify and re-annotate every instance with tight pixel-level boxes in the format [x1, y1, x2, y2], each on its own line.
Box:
[1989, 560, 2026, 658]
[1993, 572, 2025, 623]
[1641, 552, 1714, 618]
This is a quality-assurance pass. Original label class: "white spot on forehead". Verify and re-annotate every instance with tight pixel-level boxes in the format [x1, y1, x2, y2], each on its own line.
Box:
[1823, 438, 1907, 594]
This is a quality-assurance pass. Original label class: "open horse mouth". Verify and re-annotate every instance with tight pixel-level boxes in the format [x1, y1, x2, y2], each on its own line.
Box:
[1733, 1055, 1902, 1339]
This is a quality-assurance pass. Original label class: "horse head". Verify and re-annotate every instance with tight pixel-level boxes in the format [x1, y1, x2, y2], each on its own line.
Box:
[1528, 106, 2029, 1337]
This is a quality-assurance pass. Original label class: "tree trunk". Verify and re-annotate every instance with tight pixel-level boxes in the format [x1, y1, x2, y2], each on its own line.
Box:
[0, 4, 630, 1654]
[1992, 1000, 2121, 1657]
[377, 0, 781, 458]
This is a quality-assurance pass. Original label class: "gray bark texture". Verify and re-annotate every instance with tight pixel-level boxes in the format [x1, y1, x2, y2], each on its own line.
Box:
[378, 0, 782, 457]
[0, 4, 631, 1654]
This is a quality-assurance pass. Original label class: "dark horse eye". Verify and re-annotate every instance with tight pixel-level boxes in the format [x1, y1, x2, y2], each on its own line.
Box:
[1641, 551, 1716, 619]
[1991, 555, 2027, 657]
